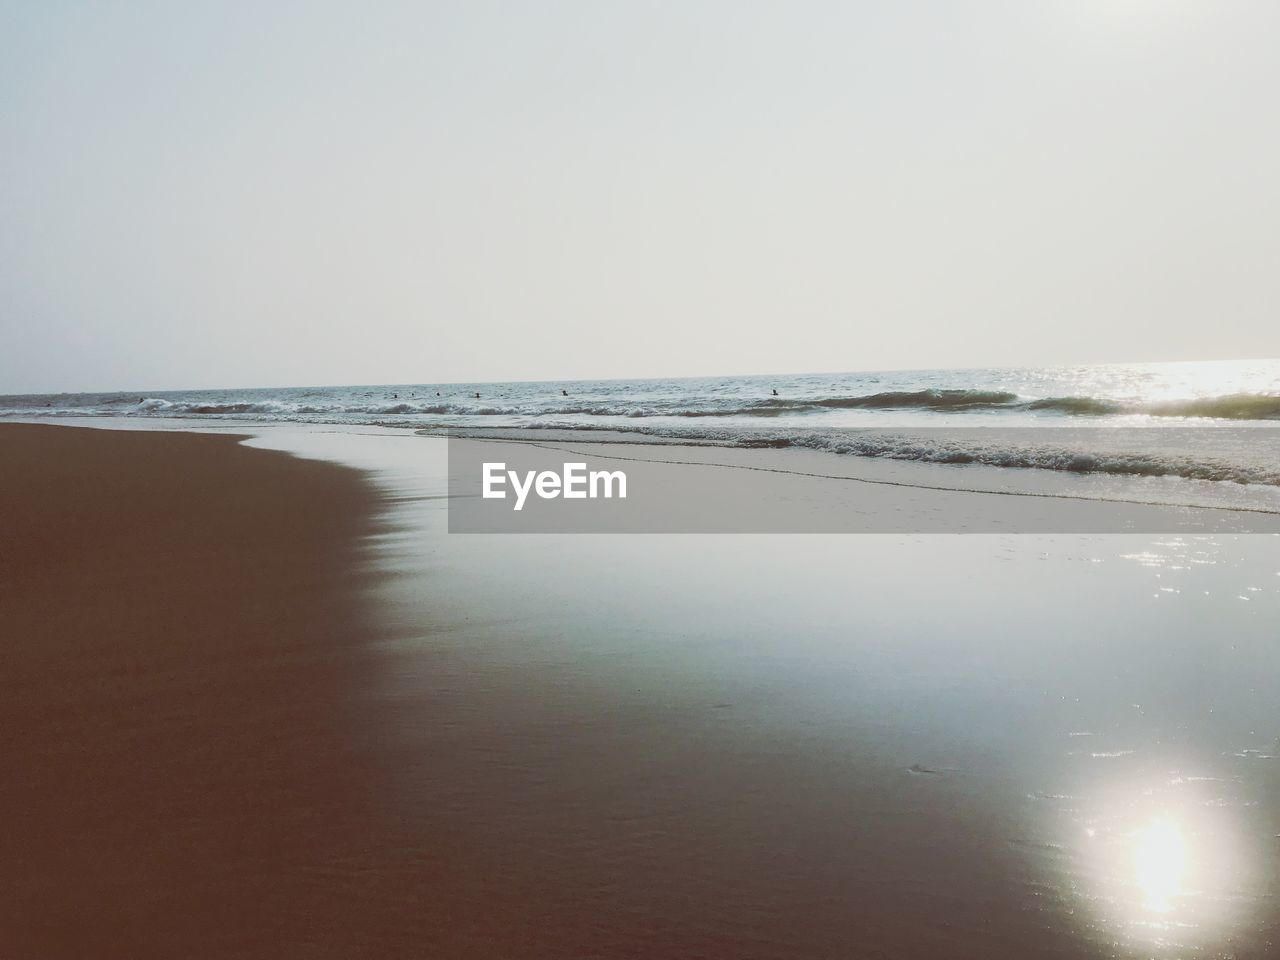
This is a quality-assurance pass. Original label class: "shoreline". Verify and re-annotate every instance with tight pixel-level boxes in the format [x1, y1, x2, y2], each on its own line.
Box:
[13, 414, 1280, 525]
[441, 431, 1280, 519]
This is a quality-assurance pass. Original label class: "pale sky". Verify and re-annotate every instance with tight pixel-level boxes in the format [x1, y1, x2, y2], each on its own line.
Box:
[1, 0, 1277, 393]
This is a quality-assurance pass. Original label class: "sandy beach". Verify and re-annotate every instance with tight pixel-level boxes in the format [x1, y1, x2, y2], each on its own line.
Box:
[5, 421, 1278, 959]
[0, 424, 396, 956]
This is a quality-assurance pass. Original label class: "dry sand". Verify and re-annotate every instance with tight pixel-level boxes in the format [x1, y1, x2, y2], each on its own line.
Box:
[0, 424, 401, 957]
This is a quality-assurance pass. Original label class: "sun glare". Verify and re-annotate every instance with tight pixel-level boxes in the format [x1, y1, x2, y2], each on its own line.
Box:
[1133, 817, 1187, 913]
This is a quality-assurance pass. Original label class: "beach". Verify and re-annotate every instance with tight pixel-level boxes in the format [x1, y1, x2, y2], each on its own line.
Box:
[5, 0, 1277, 951]
[4, 421, 1279, 959]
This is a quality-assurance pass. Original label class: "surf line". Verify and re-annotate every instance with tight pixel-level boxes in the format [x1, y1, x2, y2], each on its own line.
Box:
[427, 433, 1280, 518]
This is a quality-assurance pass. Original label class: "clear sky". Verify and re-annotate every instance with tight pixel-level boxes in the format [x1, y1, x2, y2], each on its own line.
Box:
[1, 0, 1277, 392]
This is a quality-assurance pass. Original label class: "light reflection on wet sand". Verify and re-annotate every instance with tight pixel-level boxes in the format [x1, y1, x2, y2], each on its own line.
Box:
[1016, 537, 1279, 956]
[246, 429, 1280, 957]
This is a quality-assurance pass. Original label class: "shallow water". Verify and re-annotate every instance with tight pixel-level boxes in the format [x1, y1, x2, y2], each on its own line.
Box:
[243, 425, 1280, 958]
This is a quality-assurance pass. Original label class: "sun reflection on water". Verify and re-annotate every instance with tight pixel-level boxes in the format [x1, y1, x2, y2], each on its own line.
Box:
[1024, 535, 1279, 956]
[1058, 771, 1262, 957]
[1132, 816, 1187, 914]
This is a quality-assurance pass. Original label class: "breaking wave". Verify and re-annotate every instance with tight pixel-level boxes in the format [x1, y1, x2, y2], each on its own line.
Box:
[725, 390, 1280, 420]
[1025, 393, 1280, 420]
[507, 423, 1280, 487]
[1144, 394, 1280, 420]
[780, 433, 1280, 486]
[4, 363, 1279, 490]
[8, 388, 1279, 422]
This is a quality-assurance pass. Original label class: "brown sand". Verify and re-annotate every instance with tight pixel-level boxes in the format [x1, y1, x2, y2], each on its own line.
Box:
[0, 424, 395, 957]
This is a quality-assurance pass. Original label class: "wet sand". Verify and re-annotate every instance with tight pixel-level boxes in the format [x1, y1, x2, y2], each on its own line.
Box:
[5, 422, 1278, 959]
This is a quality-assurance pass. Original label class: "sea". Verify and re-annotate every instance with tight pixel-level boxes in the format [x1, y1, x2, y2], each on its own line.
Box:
[5, 358, 1280, 490]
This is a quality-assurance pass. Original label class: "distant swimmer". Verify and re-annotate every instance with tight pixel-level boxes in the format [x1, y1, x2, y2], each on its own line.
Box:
[561, 389, 568, 396]
[436, 392, 440, 396]
[392, 393, 399, 399]
[771, 389, 779, 396]
[474, 392, 481, 399]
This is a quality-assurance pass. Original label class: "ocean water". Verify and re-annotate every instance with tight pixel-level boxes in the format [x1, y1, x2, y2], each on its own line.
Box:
[5, 358, 1280, 490]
